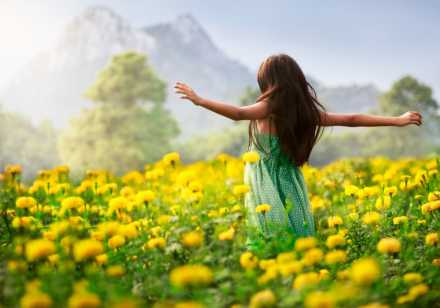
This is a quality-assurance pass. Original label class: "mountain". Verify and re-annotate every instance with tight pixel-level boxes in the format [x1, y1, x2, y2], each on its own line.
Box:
[0, 6, 379, 140]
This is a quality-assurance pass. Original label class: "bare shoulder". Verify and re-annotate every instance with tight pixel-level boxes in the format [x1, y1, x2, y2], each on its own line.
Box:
[238, 100, 271, 120]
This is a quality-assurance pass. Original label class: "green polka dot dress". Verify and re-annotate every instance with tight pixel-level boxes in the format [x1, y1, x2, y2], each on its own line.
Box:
[243, 132, 316, 249]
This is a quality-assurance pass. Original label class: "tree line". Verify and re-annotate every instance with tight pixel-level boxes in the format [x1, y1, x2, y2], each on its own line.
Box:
[0, 51, 438, 181]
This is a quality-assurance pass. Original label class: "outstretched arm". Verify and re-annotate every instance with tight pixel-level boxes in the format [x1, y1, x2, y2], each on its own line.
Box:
[174, 82, 269, 121]
[319, 111, 423, 127]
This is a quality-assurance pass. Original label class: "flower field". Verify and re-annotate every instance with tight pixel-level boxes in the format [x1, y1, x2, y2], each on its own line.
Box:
[0, 153, 439, 308]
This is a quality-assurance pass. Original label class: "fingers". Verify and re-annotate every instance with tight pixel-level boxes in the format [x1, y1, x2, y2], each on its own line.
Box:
[174, 81, 191, 91]
[408, 111, 423, 126]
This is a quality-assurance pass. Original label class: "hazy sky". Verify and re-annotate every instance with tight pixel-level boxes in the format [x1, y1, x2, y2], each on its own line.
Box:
[1, 0, 439, 97]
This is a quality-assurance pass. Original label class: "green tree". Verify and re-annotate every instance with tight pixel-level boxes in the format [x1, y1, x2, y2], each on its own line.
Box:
[59, 51, 179, 177]
[239, 86, 260, 106]
[367, 75, 440, 157]
[84, 51, 166, 106]
[0, 111, 60, 182]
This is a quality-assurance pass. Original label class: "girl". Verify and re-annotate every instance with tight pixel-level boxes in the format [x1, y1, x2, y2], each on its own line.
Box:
[174, 53, 422, 250]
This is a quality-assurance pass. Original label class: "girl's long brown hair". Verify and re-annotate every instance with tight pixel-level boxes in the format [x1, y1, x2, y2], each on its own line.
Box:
[248, 53, 326, 167]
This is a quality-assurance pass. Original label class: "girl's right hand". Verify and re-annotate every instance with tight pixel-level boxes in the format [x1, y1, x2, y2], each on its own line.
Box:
[174, 82, 203, 105]
[397, 111, 423, 126]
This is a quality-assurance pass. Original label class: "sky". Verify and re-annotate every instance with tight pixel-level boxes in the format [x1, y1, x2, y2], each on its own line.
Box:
[0, 0, 439, 97]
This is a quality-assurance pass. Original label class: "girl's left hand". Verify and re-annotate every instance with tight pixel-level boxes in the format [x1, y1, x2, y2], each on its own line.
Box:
[397, 111, 423, 126]
[174, 82, 202, 105]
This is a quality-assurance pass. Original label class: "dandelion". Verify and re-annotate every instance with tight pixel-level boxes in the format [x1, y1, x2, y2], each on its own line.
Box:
[403, 272, 423, 284]
[293, 272, 320, 289]
[106, 265, 125, 277]
[68, 291, 101, 308]
[146, 237, 166, 249]
[325, 250, 347, 265]
[377, 238, 401, 254]
[233, 184, 250, 196]
[425, 232, 438, 246]
[362, 211, 381, 225]
[163, 152, 180, 166]
[350, 257, 380, 286]
[218, 227, 235, 241]
[249, 289, 276, 308]
[181, 231, 204, 248]
[240, 252, 259, 270]
[169, 264, 213, 288]
[326, 234, 346, 249]
[16, 196, 37, 209]
[304, 291, 335, 308]
[73, 239, 104, 262]
[393, 216, 408, 225]
[20, 291, 53, 308]
[108, 235, 126, 249]
[256, 203, 272, 214]
[302, 248, 323, 266]
[242, 151, 260, 164]
[25, 239, 56, 262]
[327, 215, 343, 228]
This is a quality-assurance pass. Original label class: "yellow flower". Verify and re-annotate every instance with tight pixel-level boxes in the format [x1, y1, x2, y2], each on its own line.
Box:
[393, 216, 408, 225]
[181, 231, 204, 248]
[242, 151, 260, 164]
[257, 266, 278, 285]
[403, 272, 423, 284]
[175, 301, 205, 308]
[326, 234, 346, 249]
[108, 197, 128, 212]
[240, 252, 259, 270]
[293, 272, 320, 289]
[421, 200, 440, 214]
[163, 152, 180, 166]
[302, 248, 323, 266]
[249, 289, 276, 308]
[108, 235, 126, 249]
[294, 236, 317, 251]
[408, 283, 429, 298]
[304, 291, 335, 308]
[25, 239, 56, 262]
[350, 257, 380, 286]
[325, 250, 347, 265]
[384, 186, 397, 196]
[358, 303, 389, 308]
[16, 196, 37, 209]
[428, 191, 439, 201]
[137, 190, 156, 203]
[233, 184, 250, 196]
[106, 265, 125, 277]
[377, 238, 401, 254]
[218, 227, 235, 241]
[20, 291, 53, 308]
[170, 264, 213, 288]
[276, 251, 296, 264]
[278, 260, 303, 277]
[147, 237, 166, 249]
[425, 232, 438, 246]
[362, 211, 381, 225]
[48, 254, 59, 265]
[95, 254, 108, 265]
[256, 203, 272, 214]
[327, 215, 343, 228]
[73, 239, 104, 262]
[375, 196, 391, 210]
[68, 291, 101, 308]
[344, 184, 359, 197]
[61, 196, 84, 210]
